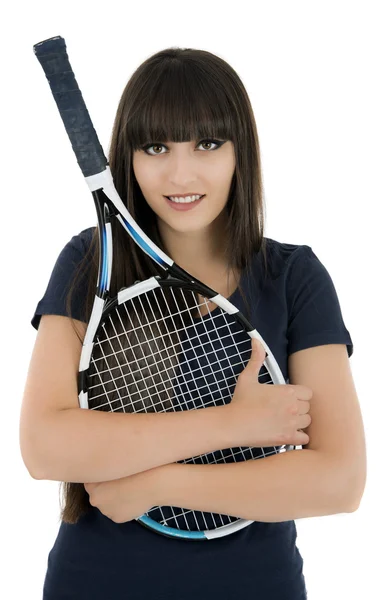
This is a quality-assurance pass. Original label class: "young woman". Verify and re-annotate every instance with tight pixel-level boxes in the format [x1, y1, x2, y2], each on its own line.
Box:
[20, 46, 365, 599]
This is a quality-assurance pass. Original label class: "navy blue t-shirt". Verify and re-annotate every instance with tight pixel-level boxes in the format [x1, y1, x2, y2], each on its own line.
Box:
[31, 227, 353, 600]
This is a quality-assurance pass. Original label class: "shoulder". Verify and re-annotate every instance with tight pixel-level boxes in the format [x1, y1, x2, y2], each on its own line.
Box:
[31, 227, 97, 331]
[66, 226, 96, 258]
[50, 226, 97, 283]
[251, 237, 312, 281]
[55, 226, 97, 269]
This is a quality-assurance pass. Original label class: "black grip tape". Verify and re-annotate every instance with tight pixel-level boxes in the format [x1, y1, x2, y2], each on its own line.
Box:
[33, 36, 108, 178]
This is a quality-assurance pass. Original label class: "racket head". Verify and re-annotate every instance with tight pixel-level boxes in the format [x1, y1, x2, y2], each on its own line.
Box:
[78, 270, 295, 540]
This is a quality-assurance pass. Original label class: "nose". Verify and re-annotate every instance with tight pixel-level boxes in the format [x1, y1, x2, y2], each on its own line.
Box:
[167, 150, 199, 187]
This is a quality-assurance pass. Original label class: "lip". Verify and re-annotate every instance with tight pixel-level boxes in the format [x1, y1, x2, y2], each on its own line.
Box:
[164, 195, 205, 211]
[165, 193, 204, 198]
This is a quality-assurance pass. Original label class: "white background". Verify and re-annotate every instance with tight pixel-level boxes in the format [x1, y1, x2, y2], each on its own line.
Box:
[1, 0, 388, 598]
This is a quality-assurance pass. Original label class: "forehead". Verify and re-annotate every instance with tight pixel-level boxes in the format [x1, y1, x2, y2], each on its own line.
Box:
[125, 94, 234, 150]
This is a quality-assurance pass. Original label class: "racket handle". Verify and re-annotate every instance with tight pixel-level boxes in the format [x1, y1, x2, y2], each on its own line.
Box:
[33, 36, 108, 178]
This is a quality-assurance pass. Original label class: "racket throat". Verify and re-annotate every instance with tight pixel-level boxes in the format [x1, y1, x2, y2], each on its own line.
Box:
[168, 264, 217, 297]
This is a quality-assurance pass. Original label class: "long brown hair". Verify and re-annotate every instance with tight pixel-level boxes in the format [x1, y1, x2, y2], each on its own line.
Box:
[61, 46, 269, 523]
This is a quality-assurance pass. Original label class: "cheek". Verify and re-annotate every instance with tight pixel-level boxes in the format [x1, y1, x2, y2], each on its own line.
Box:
[132, 156, 152, 188]
[132, 162, 147, 189]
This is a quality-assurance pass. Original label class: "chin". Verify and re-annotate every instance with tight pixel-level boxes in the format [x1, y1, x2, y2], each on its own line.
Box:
[169, 217, 214, 233]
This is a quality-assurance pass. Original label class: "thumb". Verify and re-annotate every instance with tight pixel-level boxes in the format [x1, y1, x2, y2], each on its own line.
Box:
[244, 337, 267, 378]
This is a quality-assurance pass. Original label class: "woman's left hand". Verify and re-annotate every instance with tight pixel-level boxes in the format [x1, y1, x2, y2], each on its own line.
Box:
[84, 465, 169, 524]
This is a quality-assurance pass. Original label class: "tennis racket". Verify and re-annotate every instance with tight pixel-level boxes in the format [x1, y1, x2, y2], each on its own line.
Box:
[33, 35, 296, 541]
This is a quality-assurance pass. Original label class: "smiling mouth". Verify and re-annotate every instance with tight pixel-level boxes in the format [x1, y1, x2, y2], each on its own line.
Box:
[164, 194, 206, 204]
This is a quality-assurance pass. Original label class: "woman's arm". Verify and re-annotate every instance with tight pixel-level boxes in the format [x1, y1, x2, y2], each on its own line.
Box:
[20, 315, 235, 482]
[28, 406, 232, 483]
[157, 449, 361, 523]
[84, 447, 362, 524]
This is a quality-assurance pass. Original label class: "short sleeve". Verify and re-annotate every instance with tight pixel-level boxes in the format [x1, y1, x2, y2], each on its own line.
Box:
[286, 246, 353, 357]
[31, 228, 94, 330]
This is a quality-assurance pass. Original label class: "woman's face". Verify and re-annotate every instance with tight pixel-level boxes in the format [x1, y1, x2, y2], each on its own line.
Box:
[132, 139, 236, 236]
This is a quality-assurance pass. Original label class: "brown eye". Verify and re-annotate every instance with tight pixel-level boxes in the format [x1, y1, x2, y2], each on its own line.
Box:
[142, 139, 223, 156]
[151, 144, 164, 155]
[142, 143, 167, 156]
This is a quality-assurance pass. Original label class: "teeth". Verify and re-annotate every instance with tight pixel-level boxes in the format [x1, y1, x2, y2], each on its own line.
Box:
[167, 194, 203, 203]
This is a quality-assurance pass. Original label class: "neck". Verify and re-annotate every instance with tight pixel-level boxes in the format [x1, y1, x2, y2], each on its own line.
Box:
[158, 216, 230, 279]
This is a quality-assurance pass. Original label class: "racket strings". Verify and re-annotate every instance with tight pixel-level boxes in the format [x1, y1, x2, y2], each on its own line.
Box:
[90, 321, 249, 383]
[90, 295, 245, 382]
[87, 284, 283, 531]
[90, 288, 181, 412]
[101, 292, 212, 344]
[89, 365, 265, 413]
[89, 287, 253, 413]
[88, 341, 264, 407]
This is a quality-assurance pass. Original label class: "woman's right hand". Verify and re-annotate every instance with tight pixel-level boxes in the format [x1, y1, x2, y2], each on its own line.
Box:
[224, 338, 313, 448]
